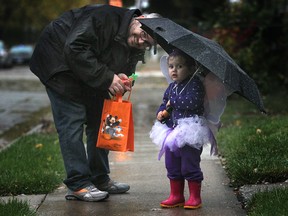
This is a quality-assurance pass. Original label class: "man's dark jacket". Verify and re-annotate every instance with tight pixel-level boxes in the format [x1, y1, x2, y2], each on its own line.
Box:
[30, 5, 143, 103]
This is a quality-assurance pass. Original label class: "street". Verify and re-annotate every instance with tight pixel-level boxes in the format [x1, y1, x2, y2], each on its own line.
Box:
[0, 66, 50, 149]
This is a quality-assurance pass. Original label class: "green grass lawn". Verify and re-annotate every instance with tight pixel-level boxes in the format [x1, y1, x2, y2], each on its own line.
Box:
[0, 134, 65, 196]
[217, 93, 288, 215]
[0, 199, 36, 216]
[246, 188, 288, 216]
[0, 133, 64, 215]
[218, 114, 288, 186]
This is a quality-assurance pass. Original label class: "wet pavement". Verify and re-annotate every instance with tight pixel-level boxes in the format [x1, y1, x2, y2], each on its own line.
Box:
[0, 66, 50, 149]
[0, 66, 246, 215]
[0, 91, 49, 134]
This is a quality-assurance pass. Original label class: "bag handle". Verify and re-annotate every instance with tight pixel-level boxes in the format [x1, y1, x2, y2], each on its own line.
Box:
[115, 89, 132, 102]
[115, 94, 123, 102]
[114, 78, 133, 102]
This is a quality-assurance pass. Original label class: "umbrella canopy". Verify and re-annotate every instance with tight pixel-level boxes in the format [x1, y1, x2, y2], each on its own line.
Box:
[139, 18, 266, 113]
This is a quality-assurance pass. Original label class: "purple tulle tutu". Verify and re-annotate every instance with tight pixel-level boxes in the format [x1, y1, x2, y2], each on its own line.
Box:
[150, 115, 217, 160]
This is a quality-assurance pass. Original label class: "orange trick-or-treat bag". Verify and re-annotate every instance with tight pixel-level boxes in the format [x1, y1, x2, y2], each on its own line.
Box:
[96, 93, 134, 152]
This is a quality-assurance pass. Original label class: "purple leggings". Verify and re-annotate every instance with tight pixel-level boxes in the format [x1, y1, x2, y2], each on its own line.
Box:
[165, 145, 203, 182]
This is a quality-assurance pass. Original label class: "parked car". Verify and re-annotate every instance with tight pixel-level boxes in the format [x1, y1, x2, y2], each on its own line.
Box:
[9, 44, 34, 64]
[0, 40, 13, 68]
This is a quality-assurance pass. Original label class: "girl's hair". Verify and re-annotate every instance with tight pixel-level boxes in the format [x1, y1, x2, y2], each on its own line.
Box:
[168, 49, 196, 68]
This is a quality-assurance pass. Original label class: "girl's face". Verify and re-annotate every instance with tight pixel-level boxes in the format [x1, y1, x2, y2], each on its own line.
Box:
[168, 56, 192, 83]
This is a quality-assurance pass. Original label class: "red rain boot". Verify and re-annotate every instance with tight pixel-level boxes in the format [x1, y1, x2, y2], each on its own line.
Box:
[184, 181, 202, 209]
[160, 179, 185, 208]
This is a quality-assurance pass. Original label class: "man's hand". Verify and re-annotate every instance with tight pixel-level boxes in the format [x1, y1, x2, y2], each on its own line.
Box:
[108, 74, 131, 95]
[118, 73, 132, 92]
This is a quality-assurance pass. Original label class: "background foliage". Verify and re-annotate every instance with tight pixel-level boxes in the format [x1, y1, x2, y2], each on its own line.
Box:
[0, 0, 91, 43]
[211, 0, 288, 93]
[146, 0, 288, 93]
[0, 0, 287, 93]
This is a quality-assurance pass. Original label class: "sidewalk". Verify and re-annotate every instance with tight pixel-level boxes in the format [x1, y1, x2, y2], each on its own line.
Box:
[0, 71, 246, 215]
[35, 138, 246, 216]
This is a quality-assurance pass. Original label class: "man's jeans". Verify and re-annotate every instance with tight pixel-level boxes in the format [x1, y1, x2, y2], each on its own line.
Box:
[46, 88, 110, 191]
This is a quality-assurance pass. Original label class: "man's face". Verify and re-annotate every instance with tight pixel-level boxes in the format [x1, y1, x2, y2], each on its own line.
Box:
[127, 19, 154, 50]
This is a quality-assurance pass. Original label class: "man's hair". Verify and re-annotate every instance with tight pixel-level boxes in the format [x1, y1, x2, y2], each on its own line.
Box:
[142, 13, 162, 18]
[133, 13, 162, 54]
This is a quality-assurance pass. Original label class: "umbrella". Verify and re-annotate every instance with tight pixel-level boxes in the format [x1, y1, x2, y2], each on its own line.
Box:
[139, 18, 266, 114]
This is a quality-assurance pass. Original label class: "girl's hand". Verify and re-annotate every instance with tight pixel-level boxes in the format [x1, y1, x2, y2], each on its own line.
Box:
[157, 111, 164, 121]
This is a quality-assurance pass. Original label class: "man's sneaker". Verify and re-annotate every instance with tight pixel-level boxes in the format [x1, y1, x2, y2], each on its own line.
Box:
[65, 185, 109, 202]
[96, 180, 130, 194]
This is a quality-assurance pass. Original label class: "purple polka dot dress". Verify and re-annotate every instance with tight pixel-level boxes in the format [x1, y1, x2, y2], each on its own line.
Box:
[150, 75, 217, 159]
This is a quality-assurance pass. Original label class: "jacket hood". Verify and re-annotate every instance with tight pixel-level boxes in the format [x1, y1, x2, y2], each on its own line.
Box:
[114, 9, 142, 46]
